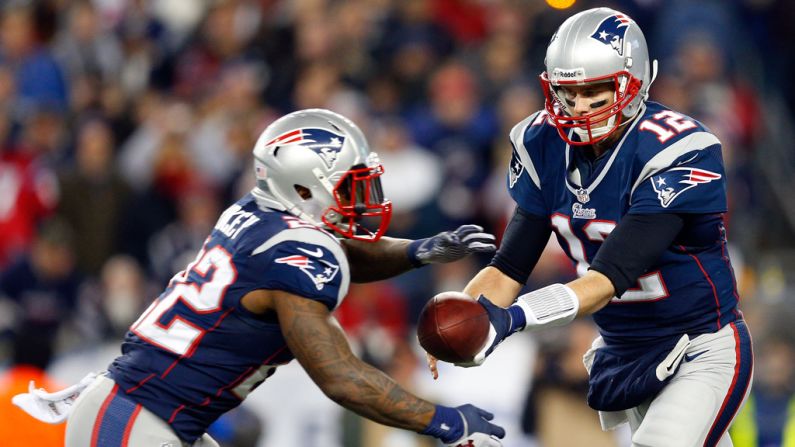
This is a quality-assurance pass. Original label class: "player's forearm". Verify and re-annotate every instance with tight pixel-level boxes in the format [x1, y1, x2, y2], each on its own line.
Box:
[507, 271, 614, 335]
[342, 237, 415, 283]
[463, 266, 524, 307]
[566, 270, 615, 316]
[323, 356, 435, 431]
[276, 293, 434, 431]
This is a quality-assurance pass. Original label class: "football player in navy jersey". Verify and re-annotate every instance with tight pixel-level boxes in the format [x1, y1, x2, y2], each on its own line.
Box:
[428, 7, 753, 447]
[13, 109, 505, 447]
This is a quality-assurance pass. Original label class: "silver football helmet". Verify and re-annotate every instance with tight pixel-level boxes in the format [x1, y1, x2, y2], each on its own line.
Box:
[540, 7, 658, 145]
[252, 109, 392, 241]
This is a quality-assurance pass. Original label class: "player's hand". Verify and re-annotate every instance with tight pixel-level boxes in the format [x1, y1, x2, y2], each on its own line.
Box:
[426, 352, 439, 379]
[456, 295, 516, 368]
[423, 404, 505, 446]
[409, 225, 496, 266]
[448, 432, 504, 447]
[447, 404, 505, 446]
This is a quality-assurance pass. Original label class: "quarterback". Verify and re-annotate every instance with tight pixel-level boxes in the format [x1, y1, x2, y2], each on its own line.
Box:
[434, 8, 753, 447]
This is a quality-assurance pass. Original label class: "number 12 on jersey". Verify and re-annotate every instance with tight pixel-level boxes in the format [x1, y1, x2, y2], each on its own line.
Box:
[551, 214, 668, 303]
[639, 110, 696, 143]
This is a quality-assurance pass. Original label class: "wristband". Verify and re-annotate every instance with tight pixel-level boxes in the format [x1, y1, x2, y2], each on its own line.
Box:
[420, 405, 463, 443]
[407, 238, 429, 268]
[515, 283, 579, 330]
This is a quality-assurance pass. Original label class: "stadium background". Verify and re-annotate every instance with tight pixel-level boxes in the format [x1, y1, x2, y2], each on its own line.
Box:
[1, 0, 794, 445]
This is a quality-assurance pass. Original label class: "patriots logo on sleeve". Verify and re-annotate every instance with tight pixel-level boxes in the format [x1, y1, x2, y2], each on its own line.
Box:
[651, 168, 722, 208]
[509, 149, 524, 188]
[590, 14, 633, 56]
[267, 128, 346, 169]
[275, 247, 340, 290]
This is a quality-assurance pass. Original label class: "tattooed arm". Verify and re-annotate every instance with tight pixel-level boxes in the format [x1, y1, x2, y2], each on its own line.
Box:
[241, 288, 505, 444]
[270, 288, 434, 430]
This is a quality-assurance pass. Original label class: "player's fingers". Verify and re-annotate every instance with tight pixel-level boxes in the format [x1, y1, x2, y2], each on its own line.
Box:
[465, 241, 497, 252]
[460, 232, 495, 244]
[454, 224, 483, 237]
[426, 353, 439, 380]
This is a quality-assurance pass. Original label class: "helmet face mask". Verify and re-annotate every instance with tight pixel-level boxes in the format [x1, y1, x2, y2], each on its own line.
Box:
[540, 70, 642, 145]
[252, 109, 392, 241]
[540, 8, 654, 146]
[323, 162, 392, 241]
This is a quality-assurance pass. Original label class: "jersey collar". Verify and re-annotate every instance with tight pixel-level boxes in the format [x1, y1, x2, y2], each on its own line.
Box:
[564, 103, 646, 203]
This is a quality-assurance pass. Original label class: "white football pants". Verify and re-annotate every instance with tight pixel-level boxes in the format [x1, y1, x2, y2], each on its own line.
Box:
[65, 374, 219, 447]
[593, 321, 753, 447]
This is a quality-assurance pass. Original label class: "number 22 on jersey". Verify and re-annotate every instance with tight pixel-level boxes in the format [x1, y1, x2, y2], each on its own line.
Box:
[551, 214, 668, 303]
[132, 245, 237, 356]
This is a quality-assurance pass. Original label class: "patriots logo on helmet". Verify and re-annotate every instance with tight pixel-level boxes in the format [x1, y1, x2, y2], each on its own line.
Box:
[275, 247, 340, 290]
[509, 149, 524, 188]
[651, 168, 722, 208]
[590, 14, 633, 56]
[268, 128, 346, 170]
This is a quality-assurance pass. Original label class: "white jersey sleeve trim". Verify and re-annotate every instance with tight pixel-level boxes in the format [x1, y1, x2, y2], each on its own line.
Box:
[510, 113, 542, 190]
[251, 227, 350, 305]
[630, 131, 721, 196]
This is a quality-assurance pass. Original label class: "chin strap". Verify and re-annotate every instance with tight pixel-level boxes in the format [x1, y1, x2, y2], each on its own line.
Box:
[648, 59, 659, 94]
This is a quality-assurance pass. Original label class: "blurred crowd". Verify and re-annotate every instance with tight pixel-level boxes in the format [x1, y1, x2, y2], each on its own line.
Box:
[1, 0, 794, 446]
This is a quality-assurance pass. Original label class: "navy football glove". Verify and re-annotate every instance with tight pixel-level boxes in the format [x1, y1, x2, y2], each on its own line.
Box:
[422, 404, 505, 446]
[456, 295, 526, 367]
[408, 225, 496, 266]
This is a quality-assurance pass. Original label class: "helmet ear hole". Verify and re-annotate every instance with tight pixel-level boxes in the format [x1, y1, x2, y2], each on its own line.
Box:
[294, 185, 312, 199]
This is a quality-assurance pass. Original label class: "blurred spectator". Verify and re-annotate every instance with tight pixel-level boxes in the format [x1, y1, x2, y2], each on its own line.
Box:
[474, 32, 532, 104]
[0, 110, 58, 268]
[147, 184, 220, 285]
[115, 0, 170, 95]
[18, 106, 69, 166]
[172, 0, 262, 100]
[482, 82, 542, 233]
[57, 118, 131, 275]
[404, 61, 499, 225]
[116, 97, 192, 266]
[187, 63, 267, 191]
[48, 255, 151, 384]
[0, 3, 68, 118]
[0, 218, 82, 347]
[52, 1, 123, 85]
[374, 0, 454, 109]
[373, 118, 444, 237]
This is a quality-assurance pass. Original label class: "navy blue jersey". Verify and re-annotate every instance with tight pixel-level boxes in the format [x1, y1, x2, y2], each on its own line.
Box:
[108, 193, 349, 442]
[508, 102, 741, 344]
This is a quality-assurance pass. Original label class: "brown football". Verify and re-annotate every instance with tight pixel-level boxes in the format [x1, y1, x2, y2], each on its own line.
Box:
[417, 291, 490, 363]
